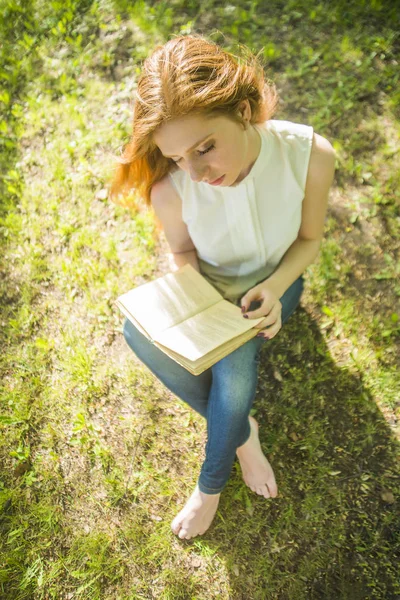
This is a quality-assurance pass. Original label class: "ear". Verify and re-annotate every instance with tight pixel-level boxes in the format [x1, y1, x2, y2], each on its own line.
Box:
[238, 99, 251, 121]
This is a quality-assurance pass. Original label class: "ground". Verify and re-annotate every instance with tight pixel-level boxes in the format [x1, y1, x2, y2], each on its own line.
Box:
[0, 1, 399, 599]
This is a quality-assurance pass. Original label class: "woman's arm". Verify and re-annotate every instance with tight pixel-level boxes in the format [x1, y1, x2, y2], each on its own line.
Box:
[169, 249, 200, 273]
[151, 177, 200, 273]
[265, 132, 336, 298]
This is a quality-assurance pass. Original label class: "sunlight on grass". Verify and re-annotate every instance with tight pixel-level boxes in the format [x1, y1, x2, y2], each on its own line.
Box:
[0, 0, 399, 598]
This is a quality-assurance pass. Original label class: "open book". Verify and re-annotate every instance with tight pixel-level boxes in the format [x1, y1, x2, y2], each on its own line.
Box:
[116, 264, 264, 376]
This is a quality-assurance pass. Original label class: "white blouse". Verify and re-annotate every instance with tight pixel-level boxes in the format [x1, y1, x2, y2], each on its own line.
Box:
[168, 119, 313, 304]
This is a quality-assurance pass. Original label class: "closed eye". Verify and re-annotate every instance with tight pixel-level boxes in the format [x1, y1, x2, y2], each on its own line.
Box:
[170, 143, 215, 164]
[198, 143, 215, 156]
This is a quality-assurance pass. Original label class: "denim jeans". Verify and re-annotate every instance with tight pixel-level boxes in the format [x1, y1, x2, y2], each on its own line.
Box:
[123, 274, 304, 495]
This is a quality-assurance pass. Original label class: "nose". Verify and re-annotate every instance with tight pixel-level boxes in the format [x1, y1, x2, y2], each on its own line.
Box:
[188, 162, 205, 183]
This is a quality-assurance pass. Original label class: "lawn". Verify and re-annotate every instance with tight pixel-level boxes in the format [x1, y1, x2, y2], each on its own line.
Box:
[0, 0, 399, 598]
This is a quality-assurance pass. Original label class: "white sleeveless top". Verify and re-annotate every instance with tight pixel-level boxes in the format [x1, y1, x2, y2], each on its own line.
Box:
[168, 119, 313, 304]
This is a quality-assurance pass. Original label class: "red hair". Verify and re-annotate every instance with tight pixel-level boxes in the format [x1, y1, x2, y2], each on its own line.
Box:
[110, 34, 278, 208]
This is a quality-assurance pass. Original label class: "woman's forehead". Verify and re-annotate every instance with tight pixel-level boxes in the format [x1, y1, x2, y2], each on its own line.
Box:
[154, 114, 224, 156]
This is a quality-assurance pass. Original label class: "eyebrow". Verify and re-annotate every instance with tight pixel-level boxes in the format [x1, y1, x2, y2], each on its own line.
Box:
[163, 133, 214, 158]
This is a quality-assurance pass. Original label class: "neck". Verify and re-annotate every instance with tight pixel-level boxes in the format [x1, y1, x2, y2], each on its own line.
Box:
[234, 125, 261, 185]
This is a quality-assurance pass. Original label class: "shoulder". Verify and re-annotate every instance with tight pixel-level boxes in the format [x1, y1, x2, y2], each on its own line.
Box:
[150, 173, 181, 209]
[149, 173, 196, 253]
[298, 133, 335, 241]
[307, 132, 336, 183]
[262, 120, 324, 189]
[265, 121, 335, 176]
[264, 119, 313, 141]
[311, 132, 335, 158]
[264, 119, 314, 170]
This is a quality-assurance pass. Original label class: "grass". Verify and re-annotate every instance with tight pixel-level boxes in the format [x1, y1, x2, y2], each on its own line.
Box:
[0, 0, 399, 598]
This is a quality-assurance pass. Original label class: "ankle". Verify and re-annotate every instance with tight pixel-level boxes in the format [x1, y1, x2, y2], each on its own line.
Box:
[236, 430, 253, 454]
[196, 485, 221, 498]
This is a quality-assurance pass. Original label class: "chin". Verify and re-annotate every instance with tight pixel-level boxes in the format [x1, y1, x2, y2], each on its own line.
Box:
[229, 175, 241, 187]
[222, 173, 237, 187]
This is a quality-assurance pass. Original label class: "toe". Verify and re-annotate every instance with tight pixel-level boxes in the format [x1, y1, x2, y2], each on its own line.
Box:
[171, 519, 181, 535]
[178, 528, 188, 539]
[262, 485, 270, 499]
[267, 481, 278, 498]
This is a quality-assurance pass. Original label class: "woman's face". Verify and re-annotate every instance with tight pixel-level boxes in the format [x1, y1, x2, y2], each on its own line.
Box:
[153, 109, 260, 187]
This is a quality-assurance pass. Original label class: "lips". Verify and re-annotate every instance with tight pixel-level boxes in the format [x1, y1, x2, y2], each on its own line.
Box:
[208, 175, 225, 185]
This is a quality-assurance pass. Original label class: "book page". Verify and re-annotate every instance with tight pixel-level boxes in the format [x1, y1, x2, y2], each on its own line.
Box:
[116, 264, 223, 340]
[153, 300, 264, 361]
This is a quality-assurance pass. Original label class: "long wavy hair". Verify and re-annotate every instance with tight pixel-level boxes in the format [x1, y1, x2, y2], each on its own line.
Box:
[110, 34, 278, 208]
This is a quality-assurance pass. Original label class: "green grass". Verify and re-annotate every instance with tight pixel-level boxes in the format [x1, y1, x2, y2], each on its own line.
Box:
[1, 0, 399, 598]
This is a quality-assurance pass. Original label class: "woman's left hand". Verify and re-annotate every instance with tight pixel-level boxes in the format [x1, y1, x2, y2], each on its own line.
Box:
[240, 281, 282, 339]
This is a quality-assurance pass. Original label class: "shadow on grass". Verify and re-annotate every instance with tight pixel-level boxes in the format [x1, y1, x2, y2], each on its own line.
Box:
[200, 306, 400, 600]
[118, 301, 399, 598]
[116, 300, 399, 598]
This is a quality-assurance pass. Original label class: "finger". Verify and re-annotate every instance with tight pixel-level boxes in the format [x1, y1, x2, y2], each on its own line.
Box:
[245, 299, 281, 320]
[253, 315, 277, 330]
[243, 300, 275, 319]
[240, 288, 261, 312]
[258, 319, 282, 339]
[253, 304, 281, 328]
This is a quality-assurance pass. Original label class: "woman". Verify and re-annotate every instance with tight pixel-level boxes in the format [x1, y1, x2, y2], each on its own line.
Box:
[111, 34, 335, 540]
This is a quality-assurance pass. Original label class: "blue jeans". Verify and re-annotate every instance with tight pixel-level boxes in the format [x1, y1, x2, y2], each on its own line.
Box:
[123, 275, 304, 495]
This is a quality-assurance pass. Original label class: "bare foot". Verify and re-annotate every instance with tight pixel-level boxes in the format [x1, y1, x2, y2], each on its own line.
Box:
[171, 484, 220, 540]
[236, 416, 278, 499]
